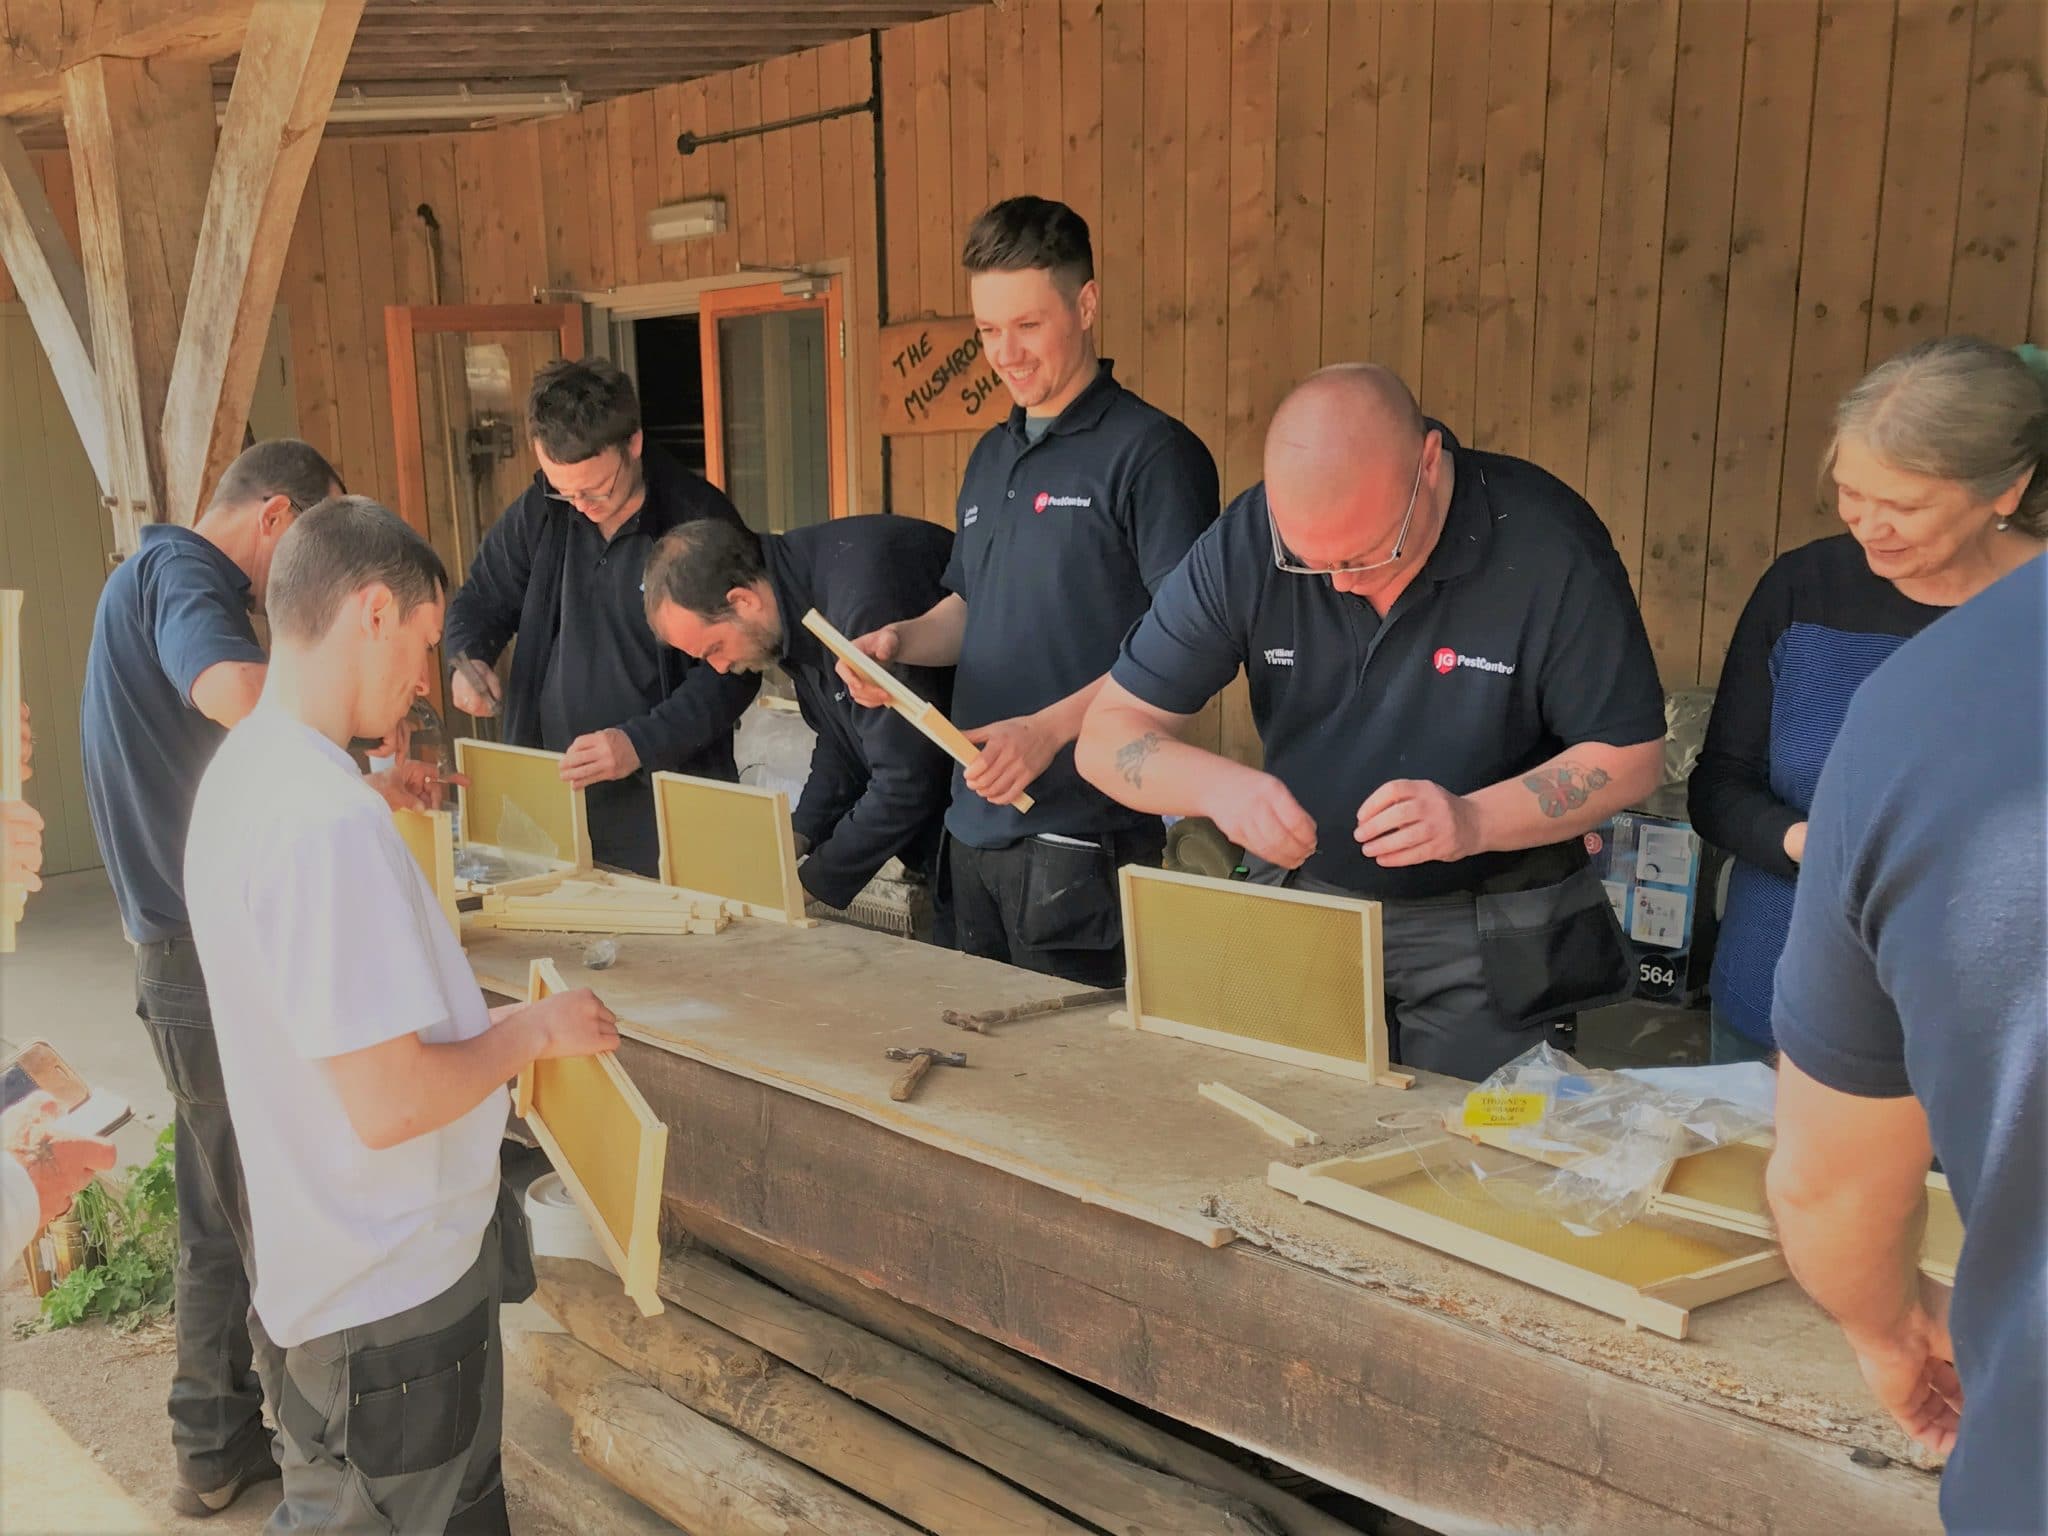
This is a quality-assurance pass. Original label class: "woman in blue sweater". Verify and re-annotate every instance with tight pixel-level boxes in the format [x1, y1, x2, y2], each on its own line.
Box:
[1692, 337, 2047, 1063]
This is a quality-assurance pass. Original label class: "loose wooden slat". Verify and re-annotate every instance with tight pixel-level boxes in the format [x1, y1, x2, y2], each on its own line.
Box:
[1777, 0, 1897, 555]
[1319, 0, 1378, 367]
[1946, 0, 2048, 339]
[759, 54, 799, 271]
[1370, 4, 1432, 387]
[1583, 0, 1680, 585]
[1699, 1, 1821, 686]
[880, 25, 924, 518]
[1223, 0, 1279, 501]
[1181, 0, 1231, 473]
[1140, 0, 1188, 420]
[1472, 0, 1548, 457]
[1273, 0, 1329, 407]
[1100, 0, 1145, 387]
[1636, 2, 1745, 686]
[915, 17, 958, 526]
[584, 102, 617, 291]
[1419, 0, 1487, 437]
[1866, 0, 1976, 360]
[1528, 0, 1613, 494]
[788, 47, 828, 265]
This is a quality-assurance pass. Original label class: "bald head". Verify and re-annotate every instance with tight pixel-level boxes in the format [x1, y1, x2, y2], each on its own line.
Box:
[1264, 365, 1425, 528]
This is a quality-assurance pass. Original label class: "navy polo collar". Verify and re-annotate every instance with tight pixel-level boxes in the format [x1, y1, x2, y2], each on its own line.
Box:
[1421, 425, 1491, 587]
[1002, 358, 1123, 445]
[759, 533, 813, 670]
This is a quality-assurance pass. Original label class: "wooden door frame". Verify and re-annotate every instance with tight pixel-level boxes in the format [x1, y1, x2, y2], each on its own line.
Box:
[697, 279, 848, 522]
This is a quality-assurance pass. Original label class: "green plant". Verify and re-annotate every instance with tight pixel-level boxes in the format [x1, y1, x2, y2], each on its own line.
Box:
[37, 1125, 179, 1332]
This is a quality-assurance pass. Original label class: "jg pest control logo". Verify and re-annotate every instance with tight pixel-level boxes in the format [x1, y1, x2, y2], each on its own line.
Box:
[1033, 491, 1093, 514]
[1434, 646, 1516, 676]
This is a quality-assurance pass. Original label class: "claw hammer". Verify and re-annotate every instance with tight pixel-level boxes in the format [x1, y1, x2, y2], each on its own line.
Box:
[884, 1046, 966, 1102]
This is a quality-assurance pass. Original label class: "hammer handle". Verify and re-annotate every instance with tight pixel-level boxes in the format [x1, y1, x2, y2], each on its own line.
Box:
[890, 1053, 935, 1102]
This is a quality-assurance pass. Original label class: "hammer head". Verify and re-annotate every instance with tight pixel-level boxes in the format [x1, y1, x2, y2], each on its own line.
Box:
[885, 1046, 967, 1067]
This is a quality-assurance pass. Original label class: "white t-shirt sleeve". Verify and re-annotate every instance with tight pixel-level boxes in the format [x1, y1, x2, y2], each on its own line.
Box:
[2, 1153, 41, 1258]
[254, 804, 455, 1061]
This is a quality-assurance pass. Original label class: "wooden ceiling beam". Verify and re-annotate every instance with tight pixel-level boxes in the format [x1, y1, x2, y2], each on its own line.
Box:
[161, 0, 364, 526]
[0, 121, 107, 489]
[0, 0, 253, 118]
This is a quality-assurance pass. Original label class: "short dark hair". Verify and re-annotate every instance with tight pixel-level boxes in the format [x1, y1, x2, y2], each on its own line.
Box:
[527, 357, 641, 464]
[642, 519, 766, 626]
[960, 196, 1094, 295]
[206, 438, 342, 514]
[267, 496, 448, 644]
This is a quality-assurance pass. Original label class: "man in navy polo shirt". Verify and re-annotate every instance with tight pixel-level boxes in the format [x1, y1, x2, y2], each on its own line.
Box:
[80, 440, 344, 1517]
[1077, 365, 1666, 1078]
[841, 197, 1218, 986]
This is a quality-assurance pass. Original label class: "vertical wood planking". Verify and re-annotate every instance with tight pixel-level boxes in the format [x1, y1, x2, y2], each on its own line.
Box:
[880, 25, 924, 517]
[1100, 0, 1146, 389]
[1699, 1, 1821, 685]
[350, 142, 401, 507]
[583, 103, 617, 291]
[788, 48, 828, 266]
[849, 39, 885, 512]
[760, 55, 799, 271]
[1273, 0, 1330, 406]
[1777, 0, 1897, 554]
[1370, 5, 1432, 386]
[680, 81, 714, 283]
[629, 92, 663, 284]
[279, 148, 338, 464]
[317, 146, 377, 497]
[704, 72, 742, 278]
[1473, 1, 1550, 457]
[1141, 0, 1189, 421]
[950, 10, 991, 313]
[654, 85, 689, 281]
[1060, 0, 1104, 325]
[985, 0, 1025, 200]
[1419, 0, 1488, 437]
[608, 98, 643, 288]
[539, 113, 592, 291]
[1320, 2, 1379, 366]
[1866, 0, 1976, 359]
[1946, 2, 2048, 338]
[914, 18, 959, 525]
[1224, 0, 1279, 502]
[731, 67, 769, 272]
[1181, 0, 1231, 471]
[1021, 0, 1064, 197]
[1637, 4, 1746, 685]
[1527, 1, 1613, 493]
[1583, 0, 1679, 583]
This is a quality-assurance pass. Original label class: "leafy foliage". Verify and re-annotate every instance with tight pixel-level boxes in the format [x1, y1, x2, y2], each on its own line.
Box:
[36, 1126, 178, 1332]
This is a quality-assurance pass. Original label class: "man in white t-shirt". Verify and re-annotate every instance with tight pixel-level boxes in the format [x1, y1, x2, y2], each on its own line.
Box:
[185, 496, 618, 1534]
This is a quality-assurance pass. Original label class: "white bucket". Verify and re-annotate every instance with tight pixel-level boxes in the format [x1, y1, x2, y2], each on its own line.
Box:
[522, 1172, 614, 1275]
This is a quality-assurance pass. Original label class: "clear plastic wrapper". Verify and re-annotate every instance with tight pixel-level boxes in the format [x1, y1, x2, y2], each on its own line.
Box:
[1420, 1043, 1772, 1235]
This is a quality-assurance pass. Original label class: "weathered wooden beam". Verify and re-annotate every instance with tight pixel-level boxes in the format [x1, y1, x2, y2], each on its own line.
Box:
[0, 122, 107, 491]
[160, 0, 363, 526]
[0, 0, 252, 118]
[62, 52, 215, 548]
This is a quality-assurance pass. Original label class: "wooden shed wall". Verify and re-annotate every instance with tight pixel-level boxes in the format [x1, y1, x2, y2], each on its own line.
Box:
[4, 0, 2044, 750]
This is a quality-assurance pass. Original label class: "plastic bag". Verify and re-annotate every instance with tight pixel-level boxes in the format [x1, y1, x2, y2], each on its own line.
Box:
[1429, 1043, 1772, 1234]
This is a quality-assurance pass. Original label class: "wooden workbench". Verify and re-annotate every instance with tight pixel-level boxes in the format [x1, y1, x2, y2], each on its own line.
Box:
[466, 921, 1943, 1535]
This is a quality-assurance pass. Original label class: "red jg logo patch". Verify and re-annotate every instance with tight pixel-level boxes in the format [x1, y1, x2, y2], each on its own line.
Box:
[1433, 647, 1457, 674]
[1583, 832, 1604, 856]
[1033, 491, 1051, 514]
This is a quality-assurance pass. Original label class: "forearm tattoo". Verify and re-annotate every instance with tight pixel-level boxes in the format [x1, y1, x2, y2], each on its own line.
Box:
[1521, 761, 1612, 819]
[1116, 732, 1163, 789]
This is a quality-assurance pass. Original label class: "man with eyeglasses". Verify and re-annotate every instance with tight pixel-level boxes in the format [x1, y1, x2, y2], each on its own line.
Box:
[444, 357, 759, 874]
[1076, 364, 1667, 1080]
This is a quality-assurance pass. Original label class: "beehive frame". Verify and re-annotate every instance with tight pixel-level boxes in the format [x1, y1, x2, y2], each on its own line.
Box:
[514, 959, 666, 1316]
[652, 770, 811, 925]
[1120, 866, 1396, 1085]
[1270, 1139, 1788, 1339]
[392, 807, 460, 938]
[1, 590, 21, 953]
[799, 607, 1035, 813]
[453, 738, 591, 887]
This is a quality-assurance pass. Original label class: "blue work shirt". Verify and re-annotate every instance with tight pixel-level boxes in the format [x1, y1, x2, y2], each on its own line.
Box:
[1773, 556, 2046, 1536]
[1112, 426, 1666, 899]
[943, 359, 1218, 849]
[81, 525, 267, 943]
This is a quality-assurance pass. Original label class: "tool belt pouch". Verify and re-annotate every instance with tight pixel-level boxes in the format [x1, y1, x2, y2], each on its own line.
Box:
[1475, 861, 1635, 1027]
[496, 1180, 537, 1306]
[1017, 837, 1120, 952]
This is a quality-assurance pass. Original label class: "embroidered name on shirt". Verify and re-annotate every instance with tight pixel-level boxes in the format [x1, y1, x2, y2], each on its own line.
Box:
[1263, 648, 1296, 667]
[1033, 491, 1093, 513]
[961, 505, 979, 526]
[1433, 646, 1516, 676]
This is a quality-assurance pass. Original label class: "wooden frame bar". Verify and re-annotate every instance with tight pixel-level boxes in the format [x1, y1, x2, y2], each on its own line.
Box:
[452, 737, 592, 886]
[1121, 866, 1396, 1086]
[800, 607, 1035, 813]
[1, 590, 23, 953]
[651, 769, 812, 925]
[392, 806, 459, 940]
[514, 958, 667, 1317]
[1269, 1139, 1788, 1340]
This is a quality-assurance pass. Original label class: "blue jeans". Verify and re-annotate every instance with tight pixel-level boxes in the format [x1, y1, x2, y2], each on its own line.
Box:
[1709, 1005, 1776, 1066]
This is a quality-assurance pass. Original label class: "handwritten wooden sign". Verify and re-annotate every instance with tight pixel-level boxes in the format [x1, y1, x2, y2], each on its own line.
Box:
[879, 316, 1009, 436]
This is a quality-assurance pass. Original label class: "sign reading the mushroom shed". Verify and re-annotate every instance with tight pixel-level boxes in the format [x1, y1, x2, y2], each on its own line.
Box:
[879, 316, 1008, 436]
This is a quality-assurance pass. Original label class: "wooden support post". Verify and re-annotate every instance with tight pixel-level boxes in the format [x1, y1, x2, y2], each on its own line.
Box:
[0, 124, 108, 492]
[0, 1, 253, 119]
[161, 0, 364, 526]
[62, 52, 217, 551]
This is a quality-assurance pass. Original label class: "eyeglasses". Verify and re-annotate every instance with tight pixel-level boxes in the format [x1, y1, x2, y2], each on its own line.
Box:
[544, 451, 630, 510]
[1268, 445, 1426, 577]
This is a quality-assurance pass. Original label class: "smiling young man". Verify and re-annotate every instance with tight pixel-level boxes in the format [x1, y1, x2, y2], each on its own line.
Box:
[443, 358, 760, 874]
[644, 515, 956, 916]
[840, 197, 1219, 986]
[1075, 364, 1667, 1080]
[185, 497, 619, 1534]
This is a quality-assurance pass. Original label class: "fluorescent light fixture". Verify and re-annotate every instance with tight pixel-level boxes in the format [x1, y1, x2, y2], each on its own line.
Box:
[218, 83, 580, 128]
[649, 197, 729, 244]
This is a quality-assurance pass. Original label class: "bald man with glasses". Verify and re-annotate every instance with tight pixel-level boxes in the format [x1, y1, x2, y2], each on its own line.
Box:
[1076, 364, 1668, 1080]
[444, 357, 759, 874]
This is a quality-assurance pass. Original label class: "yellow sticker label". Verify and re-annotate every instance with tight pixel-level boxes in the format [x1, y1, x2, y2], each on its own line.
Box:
[1461, 1090, 1547, 1129]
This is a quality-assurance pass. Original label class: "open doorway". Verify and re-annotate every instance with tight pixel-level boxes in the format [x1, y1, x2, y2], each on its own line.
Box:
[630, 313, 708, 481]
